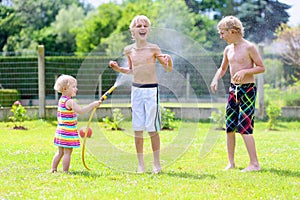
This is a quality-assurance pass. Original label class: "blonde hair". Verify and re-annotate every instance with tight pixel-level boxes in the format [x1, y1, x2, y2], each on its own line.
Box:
[217, 16, 244, 36]
[129, 15, 151, 30]
[54, 74, 76, 93]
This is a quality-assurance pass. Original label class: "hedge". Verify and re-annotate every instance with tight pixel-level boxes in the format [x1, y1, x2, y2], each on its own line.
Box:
[0, 89, 20, 107]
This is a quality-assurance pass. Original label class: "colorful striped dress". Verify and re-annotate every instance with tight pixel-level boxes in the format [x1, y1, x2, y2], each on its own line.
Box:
[54, 96, 80, 148]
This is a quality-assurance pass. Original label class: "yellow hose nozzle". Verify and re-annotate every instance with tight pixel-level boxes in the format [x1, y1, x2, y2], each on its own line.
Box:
[100, 86, 116, 102]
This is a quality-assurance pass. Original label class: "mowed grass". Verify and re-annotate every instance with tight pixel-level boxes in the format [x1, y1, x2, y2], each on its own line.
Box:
[0, 120, 299, 200]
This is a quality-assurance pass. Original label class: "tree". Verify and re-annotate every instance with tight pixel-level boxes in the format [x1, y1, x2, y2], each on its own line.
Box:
[2, 0, 86, 52]
[264, 58, 284, 88]
[237, 0, 290, 43]
[102, 0, 219, 52]
[51, 4, 85, 52]
[0, 5, 22, 51]
[185, 0, 291, 45]
[75, 3, 122, 53]
[11, 0, 84, 30]
[275, 23, 300, 83]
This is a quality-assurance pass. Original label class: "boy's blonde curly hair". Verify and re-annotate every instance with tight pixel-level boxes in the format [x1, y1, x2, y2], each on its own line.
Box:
[129, 15, 151, 30]
[54, 74, 76, 93]
[217, 16, 244, 36]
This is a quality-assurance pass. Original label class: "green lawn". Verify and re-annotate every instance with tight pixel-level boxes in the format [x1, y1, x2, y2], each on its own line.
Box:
[0, 120, 299, 199]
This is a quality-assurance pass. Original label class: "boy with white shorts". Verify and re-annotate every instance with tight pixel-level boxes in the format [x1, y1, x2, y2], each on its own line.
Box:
[109, 15, 173, 173]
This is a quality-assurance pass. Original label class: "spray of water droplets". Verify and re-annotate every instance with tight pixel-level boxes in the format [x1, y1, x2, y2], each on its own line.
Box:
[75, 28, 226, 172]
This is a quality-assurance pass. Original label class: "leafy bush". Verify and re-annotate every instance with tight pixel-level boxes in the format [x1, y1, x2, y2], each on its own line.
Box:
[161, 107, 177, 130]
[264, 83, 300, 107]
[266, 104, 281, 130]
[209, 107, 225, 130]
[9, 100, 28, 129]
[264, 84, 284, 107]
[0, 89, 20, 107]
[264, 58, 284, 88]
[102, 108, 124, 130]
[284, 82, 300, 106]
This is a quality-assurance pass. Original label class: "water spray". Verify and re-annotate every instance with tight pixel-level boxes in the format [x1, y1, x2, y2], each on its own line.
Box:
[81, 85, 117, 170]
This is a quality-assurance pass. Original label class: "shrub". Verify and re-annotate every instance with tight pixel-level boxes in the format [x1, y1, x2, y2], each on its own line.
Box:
[161, 107, 177, 130]
[209, 107, 225, 130]
[9, 100, 28, 129]
[266, 104, 281, 130]
[0, 89, 20, 107]
[284, 82, 300, 106]
[102, 108, 124, 130]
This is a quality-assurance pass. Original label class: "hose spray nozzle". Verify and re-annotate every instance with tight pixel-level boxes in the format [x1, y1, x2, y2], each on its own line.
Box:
[100, 86, 116, 102]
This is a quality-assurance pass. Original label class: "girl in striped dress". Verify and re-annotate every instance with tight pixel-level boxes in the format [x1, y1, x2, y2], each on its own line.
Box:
[51, 74, 101, 173]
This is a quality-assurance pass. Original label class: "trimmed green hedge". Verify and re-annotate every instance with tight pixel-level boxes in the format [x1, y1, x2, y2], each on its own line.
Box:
[0, 89, 20, 107]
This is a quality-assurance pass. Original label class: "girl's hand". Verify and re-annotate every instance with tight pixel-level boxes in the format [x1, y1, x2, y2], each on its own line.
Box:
[95, 101, 101, 107]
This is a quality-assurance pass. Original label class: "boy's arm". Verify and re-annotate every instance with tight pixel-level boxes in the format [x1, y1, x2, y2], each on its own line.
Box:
[109, 60, 133, 74]
[109, 51, 133, 74]
[211, 48, 229, 93]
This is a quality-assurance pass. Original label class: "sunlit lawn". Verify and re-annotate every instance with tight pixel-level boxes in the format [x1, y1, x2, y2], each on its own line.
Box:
[0, 120, 299, 199]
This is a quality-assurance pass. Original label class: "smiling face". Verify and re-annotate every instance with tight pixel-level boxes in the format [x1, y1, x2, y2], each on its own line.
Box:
[130, 15, 151, 41]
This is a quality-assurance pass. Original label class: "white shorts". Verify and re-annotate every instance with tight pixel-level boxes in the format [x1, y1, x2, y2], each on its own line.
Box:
[131, 83, 161, 132]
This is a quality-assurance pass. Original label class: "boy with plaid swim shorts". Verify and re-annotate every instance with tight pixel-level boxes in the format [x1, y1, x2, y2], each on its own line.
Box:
[211, 16, 265, 172]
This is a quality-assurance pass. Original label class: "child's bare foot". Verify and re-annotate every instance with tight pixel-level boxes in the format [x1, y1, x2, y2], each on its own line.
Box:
[137, 165, 145, 173]
[50, 169, 57, 173]
[152, 163, 161, 174]
[241, 164, 261, 172]
[224, 164, 235, 171]
[152, 166, 161, 174]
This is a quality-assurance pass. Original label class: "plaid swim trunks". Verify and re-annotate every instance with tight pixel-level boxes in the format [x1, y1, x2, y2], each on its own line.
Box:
[225, 83, 257, 134]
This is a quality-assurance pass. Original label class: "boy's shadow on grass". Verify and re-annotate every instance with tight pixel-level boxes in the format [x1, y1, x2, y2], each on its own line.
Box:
[260, 168, 300, 178]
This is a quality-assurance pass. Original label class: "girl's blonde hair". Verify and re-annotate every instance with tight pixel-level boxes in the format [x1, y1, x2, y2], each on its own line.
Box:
[54, 74, 76, 93]
[217, 16, 244, 36]
[129, 15, 151, 30]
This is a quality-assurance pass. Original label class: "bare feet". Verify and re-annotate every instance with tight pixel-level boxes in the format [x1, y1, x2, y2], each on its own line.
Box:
[152, 163, 161, 174]
[241, 164, 261, 172]
[224, 164, 235, 171]
[152, 166, 161, 174]
[137, 165, 145, 174]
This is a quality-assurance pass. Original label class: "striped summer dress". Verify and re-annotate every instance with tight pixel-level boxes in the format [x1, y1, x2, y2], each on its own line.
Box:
[54, 96, 80, 148]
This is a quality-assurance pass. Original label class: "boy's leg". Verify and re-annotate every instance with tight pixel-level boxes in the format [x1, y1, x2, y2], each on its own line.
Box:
[149, 131, 161, 173]
[241, 134, 260, 171]
[238, 84, 260, 171]
[51, 147, 64, 172]
[135, 131, 145, 173]
[62, 148, 73, 173]
[225, 131, 236, 170]
[225, 84, 239, 170]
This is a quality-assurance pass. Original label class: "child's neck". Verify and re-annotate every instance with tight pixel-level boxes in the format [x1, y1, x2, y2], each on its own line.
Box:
[232, 37, 243, 46]
[62, 93, 71, 98]
[135, 40, 148, 48]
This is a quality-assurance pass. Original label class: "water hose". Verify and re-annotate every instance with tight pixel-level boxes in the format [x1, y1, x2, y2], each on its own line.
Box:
[81, 85, 116, 170]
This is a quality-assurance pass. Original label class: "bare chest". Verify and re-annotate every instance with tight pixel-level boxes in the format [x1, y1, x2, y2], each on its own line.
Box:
[227, 46, 251, 66]
[129, 48, 156, 67]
